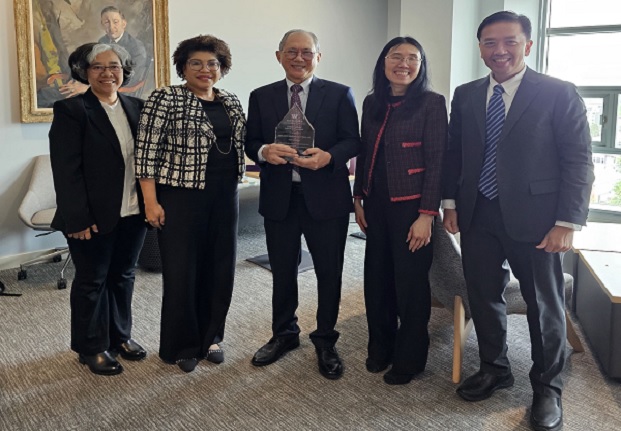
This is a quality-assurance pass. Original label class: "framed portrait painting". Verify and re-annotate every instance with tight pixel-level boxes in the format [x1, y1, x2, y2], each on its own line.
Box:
[14, 0, 170, 123]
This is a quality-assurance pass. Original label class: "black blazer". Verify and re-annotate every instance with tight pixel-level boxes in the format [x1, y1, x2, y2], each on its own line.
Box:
[443, 68, 594, 242]
[49, 89, 144, 235]
[245, 77, 361, 221]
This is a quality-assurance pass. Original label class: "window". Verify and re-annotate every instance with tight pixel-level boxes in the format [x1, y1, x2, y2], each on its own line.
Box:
[542, 0, 621, 215]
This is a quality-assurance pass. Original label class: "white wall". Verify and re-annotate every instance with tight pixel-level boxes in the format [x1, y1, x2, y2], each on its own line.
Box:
[1, 0, 387, 265]
[399, 0, 454, 100]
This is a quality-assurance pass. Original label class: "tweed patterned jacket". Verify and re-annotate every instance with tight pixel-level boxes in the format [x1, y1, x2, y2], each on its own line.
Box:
[353, 92, 447, 215]
[135, 85, 246, 188]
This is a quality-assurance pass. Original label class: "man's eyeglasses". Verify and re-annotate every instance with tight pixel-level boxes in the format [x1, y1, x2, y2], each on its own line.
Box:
[282, 50, 317, 61]
[385, 54, 422, 65]
[89, 65, 123, 73]
[187, 59, 221, 71]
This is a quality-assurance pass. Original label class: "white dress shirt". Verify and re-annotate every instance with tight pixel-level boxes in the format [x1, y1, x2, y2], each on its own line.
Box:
[100, 99, 140, 217]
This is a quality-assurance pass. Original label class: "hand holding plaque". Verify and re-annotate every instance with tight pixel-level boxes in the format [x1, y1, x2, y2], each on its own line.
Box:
[275, 105, 315, 160]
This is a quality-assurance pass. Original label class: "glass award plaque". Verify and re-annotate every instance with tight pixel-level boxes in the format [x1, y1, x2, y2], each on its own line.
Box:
[274, 105, 315, 158]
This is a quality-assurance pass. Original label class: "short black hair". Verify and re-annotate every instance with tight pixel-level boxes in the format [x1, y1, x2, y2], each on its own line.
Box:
[477, 11, 532, 40]
[172, 35, 232, 79]
[368, 36, 430, 120]
[68, 43, 134, 86]
[100, 6, 125, 19]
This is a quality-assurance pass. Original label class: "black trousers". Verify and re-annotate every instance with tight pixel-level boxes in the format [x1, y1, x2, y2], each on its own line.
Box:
[363, 180, 433, 375]
[461, 194, 566, 397]
[157, 170, 238, 363]
[68, 215, 146, 355]
[264, 184, 349, 348]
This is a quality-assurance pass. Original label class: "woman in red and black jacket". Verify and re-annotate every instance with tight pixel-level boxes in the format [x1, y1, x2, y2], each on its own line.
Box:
[353, 36, 448, 385]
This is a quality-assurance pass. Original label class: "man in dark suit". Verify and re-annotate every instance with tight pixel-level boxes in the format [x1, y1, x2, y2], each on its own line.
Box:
[245, 29, 360, 380]
[442, 11, 593, 431]
[98, 6, 149, 90]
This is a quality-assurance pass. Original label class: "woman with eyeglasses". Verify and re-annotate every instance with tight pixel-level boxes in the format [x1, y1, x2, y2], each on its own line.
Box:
[353, 37, 448, 384]
[49, 42, 148, 376]
[135, 35, 246, 372]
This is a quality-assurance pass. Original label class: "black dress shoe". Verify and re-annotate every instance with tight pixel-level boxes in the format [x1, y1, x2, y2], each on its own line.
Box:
[176, 358, 198, 373]
[365, 357, 391, 373]
[111, 339, 147, 361]
[79, 351, 123, 376]
[530, 393, 563, 431]
[316, 347, 344, 380]
[456, 370, 514, 401]
[251, 337, 300, 366]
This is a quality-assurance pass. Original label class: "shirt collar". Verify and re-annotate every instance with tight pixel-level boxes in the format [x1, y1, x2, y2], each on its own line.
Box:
[112, 33, 125, 43]
[489, 65, 527, 97]
[286, 76, 313, 94]
[100, 98, 120, 111]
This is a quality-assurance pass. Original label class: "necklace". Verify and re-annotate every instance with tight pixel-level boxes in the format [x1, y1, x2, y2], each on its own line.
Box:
[205, 93, 234, 155]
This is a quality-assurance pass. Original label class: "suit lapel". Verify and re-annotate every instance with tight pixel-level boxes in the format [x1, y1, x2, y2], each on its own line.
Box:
[470, 77, 488, 142]
[272, 80, 289, 121]
[84, 90, 123, 159]
[500, 68, 540, 140]
[119, 94, 139, 138]
[305, 76, 325, 124]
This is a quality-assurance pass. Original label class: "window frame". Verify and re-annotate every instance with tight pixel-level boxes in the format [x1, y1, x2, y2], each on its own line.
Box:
[539, 0, 621, 221]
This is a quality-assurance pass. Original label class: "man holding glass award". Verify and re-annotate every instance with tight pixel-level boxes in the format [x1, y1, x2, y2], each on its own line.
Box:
[245, 29, 360, 380]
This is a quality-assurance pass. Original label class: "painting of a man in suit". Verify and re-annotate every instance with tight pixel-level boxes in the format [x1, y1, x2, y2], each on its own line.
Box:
[442, 11, 594, 431]
[31, 0, 155, 108]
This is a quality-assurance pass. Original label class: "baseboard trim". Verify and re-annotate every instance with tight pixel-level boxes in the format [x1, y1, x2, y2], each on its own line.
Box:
[0, 249, 60, 271]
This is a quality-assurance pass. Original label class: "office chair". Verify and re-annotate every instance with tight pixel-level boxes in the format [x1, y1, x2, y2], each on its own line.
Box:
[17, 155, 70, 289]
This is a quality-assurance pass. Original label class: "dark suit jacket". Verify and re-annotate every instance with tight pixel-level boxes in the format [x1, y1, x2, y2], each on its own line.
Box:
[353, 92, 447, 215]
[443, 67, 594, 242]
[245, 77, 361, 221]
[49, 89, 144, 235]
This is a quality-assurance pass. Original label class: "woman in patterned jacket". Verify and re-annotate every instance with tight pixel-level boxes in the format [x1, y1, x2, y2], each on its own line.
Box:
[353, 37, 448, 385]
[135, 35, 246, 373]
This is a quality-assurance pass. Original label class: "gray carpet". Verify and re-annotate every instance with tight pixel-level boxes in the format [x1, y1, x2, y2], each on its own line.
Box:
[1, 221, 620, 431]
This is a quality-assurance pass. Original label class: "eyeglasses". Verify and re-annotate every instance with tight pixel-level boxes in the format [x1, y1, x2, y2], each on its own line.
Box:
[282, 50, 317, 61]
[385, 54, 422, 65]
[187, 59, 221, 71]
[89, 65, 123, 73]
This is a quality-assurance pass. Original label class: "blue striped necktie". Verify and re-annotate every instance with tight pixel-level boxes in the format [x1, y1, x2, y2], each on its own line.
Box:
[478, 84, 505, 200]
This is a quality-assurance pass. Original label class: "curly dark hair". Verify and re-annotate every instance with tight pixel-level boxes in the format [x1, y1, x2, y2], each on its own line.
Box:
[173, 35, 232, 79]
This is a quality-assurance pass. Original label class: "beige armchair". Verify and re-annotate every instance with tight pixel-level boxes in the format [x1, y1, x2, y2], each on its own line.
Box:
[429, 212, 583, 384]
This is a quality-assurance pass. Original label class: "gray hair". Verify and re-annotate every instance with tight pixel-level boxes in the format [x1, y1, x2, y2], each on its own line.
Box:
[87, 43, 132, 65]
[278, 29, 320, 52]
[70, 43, 134, 85]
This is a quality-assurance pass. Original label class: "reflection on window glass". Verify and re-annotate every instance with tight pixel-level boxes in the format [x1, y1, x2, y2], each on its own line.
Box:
[547, 33, 621, 86]
[583, 98, 603, 143]
[591, 153, 621, 211]
[549, 0, 621, 27]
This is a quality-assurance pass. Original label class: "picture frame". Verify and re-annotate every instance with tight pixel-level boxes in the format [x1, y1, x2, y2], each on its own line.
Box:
[14, 0, 170, 123]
